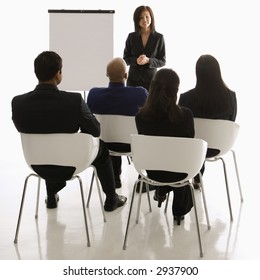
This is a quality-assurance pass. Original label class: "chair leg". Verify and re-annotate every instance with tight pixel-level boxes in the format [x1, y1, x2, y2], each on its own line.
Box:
[136, 180, 143, 224]
[93, 168, 106, 222]
[231, 150, 244, 202]
[74, 175, 90, 247]
[123, 181, 138, 250]
[198, 173, 211, 230]
[14, 173, 38, 244]
[164, 192, 170, 213]
[35, 177, 41, 219]
[135, 181, 152, 224]
[220, 158, 233, 222]
[189, 183, 203, 258]
[146, 184, 152, 213]
[86, 171, 95, 208]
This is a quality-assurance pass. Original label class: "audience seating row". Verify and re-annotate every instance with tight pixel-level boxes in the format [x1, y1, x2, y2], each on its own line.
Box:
[13, 115, 243, 257]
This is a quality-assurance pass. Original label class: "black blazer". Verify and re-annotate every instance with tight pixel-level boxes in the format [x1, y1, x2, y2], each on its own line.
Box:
[12, 84, 100, 135]
[178, 89, 237, 121]
[123, 31, 166, 90]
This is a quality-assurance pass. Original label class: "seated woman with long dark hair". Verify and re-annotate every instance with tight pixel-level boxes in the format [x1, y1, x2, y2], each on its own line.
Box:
[135, 68, 195, 224]
[179, 54, 237, 189]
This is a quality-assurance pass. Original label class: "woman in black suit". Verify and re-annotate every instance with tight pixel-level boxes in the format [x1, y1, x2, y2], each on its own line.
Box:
[135, 68, 194, 225]
[123, 5, 166, 91]
[178, 54, 237, 188]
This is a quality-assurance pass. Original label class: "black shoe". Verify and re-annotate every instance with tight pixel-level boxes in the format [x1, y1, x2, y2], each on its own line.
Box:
[104, 195, 127, 212]
[153, 191, 166, 208]
[193, 182, 201, 190]
[45, 194, 59, 209]
[192, 179, 201, 190]
[136, 181, 156, 193]
[174, 215, 184, 225]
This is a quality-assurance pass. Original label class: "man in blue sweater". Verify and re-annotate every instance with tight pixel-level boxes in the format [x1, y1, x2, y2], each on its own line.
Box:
[87, 57, 148, 189]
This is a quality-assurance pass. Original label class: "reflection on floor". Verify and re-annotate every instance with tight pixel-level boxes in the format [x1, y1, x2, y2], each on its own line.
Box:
[0, 152, 257, 260]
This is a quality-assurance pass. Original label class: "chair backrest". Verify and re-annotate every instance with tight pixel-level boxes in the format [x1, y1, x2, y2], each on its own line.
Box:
[95, 114, 137, 144]
[131, 134, 208, 182]
[194, 118, 240, 157]
[20, 133, 99, 175]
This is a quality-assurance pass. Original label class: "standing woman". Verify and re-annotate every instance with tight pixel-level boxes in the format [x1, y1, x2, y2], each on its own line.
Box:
[123, 5, 166, 91]
[135, 68, 194, 224]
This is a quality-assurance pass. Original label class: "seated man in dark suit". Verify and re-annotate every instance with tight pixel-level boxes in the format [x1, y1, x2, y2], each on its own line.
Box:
[11, 51, 126, 211]
[87, 57, 149, 190]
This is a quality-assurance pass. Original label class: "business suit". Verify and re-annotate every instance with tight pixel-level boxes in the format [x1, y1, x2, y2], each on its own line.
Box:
[123, 31, 166, 91]
[11, 84, 116, 199]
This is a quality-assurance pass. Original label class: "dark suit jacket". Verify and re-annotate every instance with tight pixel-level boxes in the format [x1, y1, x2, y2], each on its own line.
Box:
[12, 84, 100, 135]
[123, 31, 166, 90]
[11, 83, 100, 182]
[178, 89, 237, 121]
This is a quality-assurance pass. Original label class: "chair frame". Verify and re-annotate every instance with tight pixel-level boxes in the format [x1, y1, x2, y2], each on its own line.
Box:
[86, 114, 137, 207]
[14, 133, 106, 247]
[194, 118, 243, 222]
[123, 134, 210, 258]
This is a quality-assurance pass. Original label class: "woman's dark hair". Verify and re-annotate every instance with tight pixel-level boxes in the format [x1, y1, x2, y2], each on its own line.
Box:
[194, 54, 232, 115]
[139, 68, 184, 123]
[133, 5, 155, 34]
[34, 51, 62, 82]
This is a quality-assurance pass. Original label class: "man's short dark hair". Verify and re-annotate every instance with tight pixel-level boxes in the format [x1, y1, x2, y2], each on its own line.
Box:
[34, 51, 62, 82]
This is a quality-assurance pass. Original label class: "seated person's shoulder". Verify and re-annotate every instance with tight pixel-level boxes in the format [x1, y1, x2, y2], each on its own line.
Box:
[181, 106, 194, 118]
[180, 89, 194, 97]
[127, 85, 148, 95]
[61, 90, 84, 101]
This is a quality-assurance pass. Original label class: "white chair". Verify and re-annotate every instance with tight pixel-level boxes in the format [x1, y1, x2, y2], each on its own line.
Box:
[123, 134, 210, 258]
[95, 114, 138, 154]
[86, 114, 137, 206]
[14, 133, 106, 247]
[194, 118, 243, 221]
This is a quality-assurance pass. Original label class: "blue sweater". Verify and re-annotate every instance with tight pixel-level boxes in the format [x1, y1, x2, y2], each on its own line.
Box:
[87, 82, 148, 116]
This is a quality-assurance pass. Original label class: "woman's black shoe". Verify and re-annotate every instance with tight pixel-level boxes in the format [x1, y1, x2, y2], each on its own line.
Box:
[174, 215, 184, 225]
[135, 181, 156, 193]
[45, 194, 59, 209]
[192, 178, 201, 190]
[153, 191, 166, 208]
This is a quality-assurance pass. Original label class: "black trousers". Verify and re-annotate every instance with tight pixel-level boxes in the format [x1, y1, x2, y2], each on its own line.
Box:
[147, 170, 193, 216]
[32, 139, 116, 199]
[107, 143, 131, 181]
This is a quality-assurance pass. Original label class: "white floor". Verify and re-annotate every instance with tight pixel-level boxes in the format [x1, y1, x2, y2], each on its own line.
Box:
[0, 143, 258, 261]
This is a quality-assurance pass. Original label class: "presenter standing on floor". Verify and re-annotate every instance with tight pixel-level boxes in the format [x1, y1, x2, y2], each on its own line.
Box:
[123, 5, 166, 91]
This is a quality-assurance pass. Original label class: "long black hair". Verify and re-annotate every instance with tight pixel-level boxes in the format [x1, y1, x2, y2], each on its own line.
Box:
[139, 68, 184, 123]
[194, 54, 232, 116]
